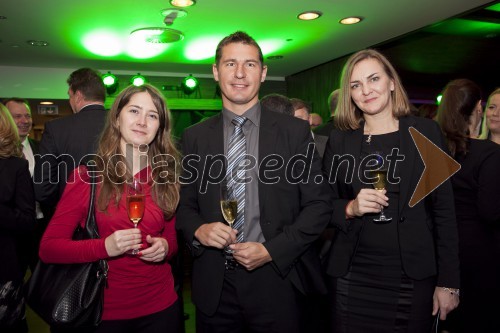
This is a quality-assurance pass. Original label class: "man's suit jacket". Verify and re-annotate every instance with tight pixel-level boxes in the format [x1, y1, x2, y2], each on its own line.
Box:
[34, 104, 107, 210]
[313, 133, 328, 158]
[322, 115, 460, 288]
[177, 107, 332, 316]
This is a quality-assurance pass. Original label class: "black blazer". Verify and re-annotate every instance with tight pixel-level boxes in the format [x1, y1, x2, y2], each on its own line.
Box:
[0, 157, 36, 282]
[34, 104, 107, 209]
[322, 115, 460, 288]
[177, 107, 332, 315]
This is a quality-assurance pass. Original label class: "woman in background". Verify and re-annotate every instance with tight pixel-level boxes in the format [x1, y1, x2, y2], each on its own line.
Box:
[323, 49, 460, 332]
[480, 88, 500, 144]
[0, 103, 36, 333]
[438, 79, 500, 332]
[40, 84, 181, 333]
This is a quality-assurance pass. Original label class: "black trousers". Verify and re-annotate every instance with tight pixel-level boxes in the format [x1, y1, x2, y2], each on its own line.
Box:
[196, 263, 306, 333]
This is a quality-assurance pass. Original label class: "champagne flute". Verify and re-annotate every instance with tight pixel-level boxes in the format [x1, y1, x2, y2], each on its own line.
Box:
[220, 180, 237, 253]
[126, 178, 145, 255]
[370, 152, 392, 223]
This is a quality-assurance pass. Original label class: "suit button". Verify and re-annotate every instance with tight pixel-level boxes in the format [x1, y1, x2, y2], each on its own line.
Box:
[399, 216, 406, 223]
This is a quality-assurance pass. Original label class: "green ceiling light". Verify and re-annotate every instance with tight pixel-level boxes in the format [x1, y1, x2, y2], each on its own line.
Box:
[436, 94, 443, 105]
[170, 0, 196, 8]
[339, 16, 363, 25]
[131, 73, 146, 87]
[181, 75, 199, 95]
[102, 72, 119, 95]
[185, 37, 220, 61]
[297, 11, 322, 21]
[83, 30, 122, 56]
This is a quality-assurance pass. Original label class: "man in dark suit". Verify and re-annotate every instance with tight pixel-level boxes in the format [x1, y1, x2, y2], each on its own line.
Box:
[313, 88, 339, 137]
[291, 97, 328, 158]
[177, 31, 331, 332]
[34, 68, 107, 217]
[5, 97, 47, 271]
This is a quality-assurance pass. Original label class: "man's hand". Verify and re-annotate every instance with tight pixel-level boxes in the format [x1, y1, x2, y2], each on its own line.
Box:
[194, 222, 237, 249]
[230, 242, 272, 270]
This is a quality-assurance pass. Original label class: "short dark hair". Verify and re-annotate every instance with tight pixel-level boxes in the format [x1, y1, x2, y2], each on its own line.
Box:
[260, 93, 294, 116]
[67, 68, 106, 102]
[3, 97, 31, 112]
[290, 98, 310, 114]
[215, 31, 264, 67]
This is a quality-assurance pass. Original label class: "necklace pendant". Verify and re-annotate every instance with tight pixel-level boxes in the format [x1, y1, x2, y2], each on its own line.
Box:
[366, 133, 372, 144]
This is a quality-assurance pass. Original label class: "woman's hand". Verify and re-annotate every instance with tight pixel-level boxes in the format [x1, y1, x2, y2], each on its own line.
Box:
[432, 287, 460, 320]
[105, 228, 142, 257]
[347, 188, 388, 217]
[139, 235, 169, 262]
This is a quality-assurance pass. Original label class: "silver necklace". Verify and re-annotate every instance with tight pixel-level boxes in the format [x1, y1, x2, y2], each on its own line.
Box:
[366, 133, 372, 144]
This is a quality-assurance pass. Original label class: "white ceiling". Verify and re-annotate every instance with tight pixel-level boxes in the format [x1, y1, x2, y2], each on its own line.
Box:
[0, 0, 495, 98]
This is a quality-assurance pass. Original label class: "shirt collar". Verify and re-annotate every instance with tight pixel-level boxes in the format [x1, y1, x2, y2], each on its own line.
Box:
[222, 101, 260, 127]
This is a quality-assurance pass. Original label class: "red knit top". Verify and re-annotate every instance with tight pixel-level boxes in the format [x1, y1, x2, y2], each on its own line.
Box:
[40, 166, 178, 320]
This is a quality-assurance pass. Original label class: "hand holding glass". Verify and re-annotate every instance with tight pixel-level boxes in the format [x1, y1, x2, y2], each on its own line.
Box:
[126, 179, 144, 255]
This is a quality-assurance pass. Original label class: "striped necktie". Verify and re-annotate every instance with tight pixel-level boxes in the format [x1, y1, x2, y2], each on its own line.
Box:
[227, 116, 247, 243]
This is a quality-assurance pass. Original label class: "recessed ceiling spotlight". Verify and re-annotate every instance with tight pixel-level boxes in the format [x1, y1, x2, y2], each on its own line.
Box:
[27, 40, 49, 46]
[169, 0, 196, 8]
[267, 55, 284, 60]
[39, 101, 54, 105]
[297, 11, 322, 21]
[130, 28, 184, 43]
[339, 16, 363, 25]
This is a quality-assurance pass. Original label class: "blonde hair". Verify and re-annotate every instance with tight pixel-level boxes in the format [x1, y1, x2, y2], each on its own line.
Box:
[335, 49, 411, 131]
[0, 103, 23, 158]
[480, 88, 500, 140]
[95, 84, 180, 219]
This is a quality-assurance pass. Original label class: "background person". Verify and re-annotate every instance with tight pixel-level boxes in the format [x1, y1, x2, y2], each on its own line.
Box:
[34, 68, 107, 220]
[481, 87, 500, 144]
[0, 103, 36, 333]
[438, 79, 500, 332]
[323, 49, 460, 332]
[4, 98, 46, 271]
[39, 84, 181, 333]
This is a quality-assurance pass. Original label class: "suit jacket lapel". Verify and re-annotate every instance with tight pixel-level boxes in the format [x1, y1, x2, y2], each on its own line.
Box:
[398, 116, 417, 214]
[208, 114, 225, 175]
[258, 110, 278, 215]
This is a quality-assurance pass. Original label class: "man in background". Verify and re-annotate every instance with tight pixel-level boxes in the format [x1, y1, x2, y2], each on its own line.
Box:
[260, 93, 294, 116]
[314, 88, 339, 136]
[291, 98, 328, 157]
[34, 68, 107, 219]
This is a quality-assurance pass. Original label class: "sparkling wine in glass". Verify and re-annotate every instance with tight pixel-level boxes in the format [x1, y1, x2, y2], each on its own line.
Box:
[127, 178, 144, 255]
[220, 180, 237, 253]
[370, 152, 392, 223]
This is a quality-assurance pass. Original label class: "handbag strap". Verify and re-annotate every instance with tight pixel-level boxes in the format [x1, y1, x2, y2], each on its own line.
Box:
[83, 160, 99, 239]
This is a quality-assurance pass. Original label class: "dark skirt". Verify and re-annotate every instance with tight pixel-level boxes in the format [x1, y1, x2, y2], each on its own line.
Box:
[328, 262, 435, 333]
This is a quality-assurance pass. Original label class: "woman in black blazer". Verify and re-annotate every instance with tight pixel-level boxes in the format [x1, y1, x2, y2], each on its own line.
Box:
[438, 79, 500, 332]
[322, 49, 460, 332]
[0, 104, 36, 333]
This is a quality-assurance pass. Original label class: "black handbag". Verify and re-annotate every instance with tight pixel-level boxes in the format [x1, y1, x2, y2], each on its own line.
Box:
[0, 280, 25, 327]
[26, 174, 108, 328]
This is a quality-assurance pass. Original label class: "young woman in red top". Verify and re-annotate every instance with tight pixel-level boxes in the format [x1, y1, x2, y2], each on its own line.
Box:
[40, 84, 181, 333]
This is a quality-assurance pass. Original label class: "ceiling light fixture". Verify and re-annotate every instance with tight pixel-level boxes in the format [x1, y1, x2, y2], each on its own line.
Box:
[297, 11, 322, 21]
[181, 74, 199, 95]
[131, 73, 146, 87]
[161, 8, 188, 25]
[169, 0, 196, 8]
[102, 71, 119, 95]
[130, 27, 184, 43]
[27, 40, 49, 46]
[339, 16, 363, 25]
[39, 101, 54, 105]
